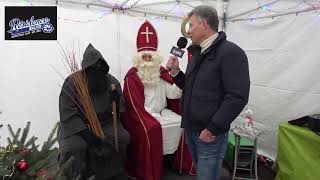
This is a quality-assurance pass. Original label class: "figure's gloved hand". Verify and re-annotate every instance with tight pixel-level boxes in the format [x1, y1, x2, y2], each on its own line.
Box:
[94, 140, 114, 159]
[78, 128, 101, 146]
[79, 129, 116, 161]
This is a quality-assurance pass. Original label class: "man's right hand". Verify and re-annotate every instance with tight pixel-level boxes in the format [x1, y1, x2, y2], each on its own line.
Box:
[166, 56, 180, 75]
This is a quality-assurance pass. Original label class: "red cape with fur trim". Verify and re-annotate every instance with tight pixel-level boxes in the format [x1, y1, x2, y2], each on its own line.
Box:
[122, 66, 180, 180]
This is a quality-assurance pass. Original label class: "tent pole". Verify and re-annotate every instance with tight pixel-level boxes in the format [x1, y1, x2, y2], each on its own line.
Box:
[126, 8, 183, 19]
[53, 0, 183, 19]
[115, 9, 122, 82]
[53, 0, 114, 8]
[133, 0, 204, 8]
[222, 0, 229, 32]
[217, 0, 228, 32]
[133, 0, 178, 8]
[119, 0, 130, 8]
[179, 1, 195, 8]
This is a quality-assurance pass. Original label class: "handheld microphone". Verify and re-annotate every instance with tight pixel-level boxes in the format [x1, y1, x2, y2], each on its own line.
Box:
[170, 37, 188, 58]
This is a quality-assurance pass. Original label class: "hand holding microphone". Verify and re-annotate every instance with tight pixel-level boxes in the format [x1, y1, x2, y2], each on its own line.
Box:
[166, 56, 180, 75]
[166, 37, 188, 75]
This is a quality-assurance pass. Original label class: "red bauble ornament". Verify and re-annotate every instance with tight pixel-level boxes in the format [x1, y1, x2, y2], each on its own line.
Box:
[16, 160, 29, 172]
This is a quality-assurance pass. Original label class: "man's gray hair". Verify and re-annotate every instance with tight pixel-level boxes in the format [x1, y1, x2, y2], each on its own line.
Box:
[188, 5, 219, 32]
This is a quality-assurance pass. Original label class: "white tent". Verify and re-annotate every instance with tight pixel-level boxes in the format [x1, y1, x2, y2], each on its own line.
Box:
[0, 0, 320, 160]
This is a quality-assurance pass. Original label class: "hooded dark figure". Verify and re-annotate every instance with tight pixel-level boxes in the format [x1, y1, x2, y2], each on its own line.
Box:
[58, 44, 130, 180]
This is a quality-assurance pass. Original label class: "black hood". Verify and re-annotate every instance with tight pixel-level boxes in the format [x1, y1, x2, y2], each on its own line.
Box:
[81, 43, 108, 69]
[81, 44, 110, 93]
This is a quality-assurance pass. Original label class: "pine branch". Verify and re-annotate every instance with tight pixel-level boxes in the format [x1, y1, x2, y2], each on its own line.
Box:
[26, 158, 47, 175]
[41, 137, 58, 157]
[7, 124, 15, 139]
[20, 121, 31, 145]
[88, 176, 95, 180]
[41, 141, 48, 153]
[41, 123, 59, 152]
[7, 125, 22, 145]
[47, 137, 58, 150]
[41, 151, 58, 169]
[13, 128, 21, 145]
[9, 153, 24, 165]
[0, 169, 11, 176]
[48, 156, 75, 179]
[0, 124, 2, 142]
[7, 137, 12, 144]
[32, 145, 40, 150]
[47, 122, 59, 144]
[1, 122, 66, 179]
[41, 149, 59, 169]
[25, 136, 38, 148]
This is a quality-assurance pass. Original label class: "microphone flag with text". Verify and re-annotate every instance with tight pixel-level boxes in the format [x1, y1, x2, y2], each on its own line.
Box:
[170, 37, 188, 58]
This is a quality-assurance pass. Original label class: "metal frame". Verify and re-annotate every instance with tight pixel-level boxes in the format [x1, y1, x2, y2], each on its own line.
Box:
[228, 0, 320, 22]
[232, 133, 258, 180]
[229, 5, 320, 22]
[27, 0, 220, 19]
[227, 0, 280, 20]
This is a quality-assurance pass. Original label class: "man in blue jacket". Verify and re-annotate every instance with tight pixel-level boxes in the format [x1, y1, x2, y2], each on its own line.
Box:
[166, 5, 250, 180]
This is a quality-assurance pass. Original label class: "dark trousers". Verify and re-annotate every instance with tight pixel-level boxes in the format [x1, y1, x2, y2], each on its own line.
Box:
[58, 124, 130, 180]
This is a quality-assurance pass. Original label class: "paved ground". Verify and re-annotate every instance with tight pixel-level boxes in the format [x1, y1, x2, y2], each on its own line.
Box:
[162, 156, 275, 180]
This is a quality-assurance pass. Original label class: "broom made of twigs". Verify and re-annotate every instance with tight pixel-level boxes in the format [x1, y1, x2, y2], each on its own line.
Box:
[62, 46, 106, 141]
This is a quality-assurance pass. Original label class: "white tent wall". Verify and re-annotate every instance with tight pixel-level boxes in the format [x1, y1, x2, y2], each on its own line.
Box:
[227, 0, 320, 159]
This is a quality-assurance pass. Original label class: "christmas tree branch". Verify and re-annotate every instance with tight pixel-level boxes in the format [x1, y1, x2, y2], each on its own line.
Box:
[20, 121, 31, 145]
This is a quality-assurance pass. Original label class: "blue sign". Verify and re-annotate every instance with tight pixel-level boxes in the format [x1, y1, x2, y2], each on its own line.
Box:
[7, 16, 54, 38]
[5, 6, 57, 40]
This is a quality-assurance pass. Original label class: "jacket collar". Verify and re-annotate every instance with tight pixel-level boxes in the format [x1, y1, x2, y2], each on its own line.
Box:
[187, 31, 227, 56]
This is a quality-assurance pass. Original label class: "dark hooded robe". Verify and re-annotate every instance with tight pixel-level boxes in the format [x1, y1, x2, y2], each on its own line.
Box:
[58, 44, 130, 180]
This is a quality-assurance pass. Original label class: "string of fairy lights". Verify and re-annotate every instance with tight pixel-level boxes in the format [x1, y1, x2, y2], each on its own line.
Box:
[18, 0, 320, 23]
[19, 0, 186, 23]
[229, 0, 320, 22]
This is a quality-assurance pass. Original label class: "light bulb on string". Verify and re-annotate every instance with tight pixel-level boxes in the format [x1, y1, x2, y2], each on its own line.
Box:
[262, 4, 272, 11]
[20, 0, 32, 5]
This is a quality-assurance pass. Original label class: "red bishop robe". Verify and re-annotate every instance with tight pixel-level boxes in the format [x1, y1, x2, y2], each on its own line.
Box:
[122, 66, 195, 180]
[122, 66, 179, 180]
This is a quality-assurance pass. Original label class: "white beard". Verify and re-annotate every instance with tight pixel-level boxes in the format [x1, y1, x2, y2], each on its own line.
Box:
[137, 62, 160, 86]
[133, 51, 162, 86]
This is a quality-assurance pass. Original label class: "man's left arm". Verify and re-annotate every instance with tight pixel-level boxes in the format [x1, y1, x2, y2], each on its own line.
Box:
[207, 45, 250, 137]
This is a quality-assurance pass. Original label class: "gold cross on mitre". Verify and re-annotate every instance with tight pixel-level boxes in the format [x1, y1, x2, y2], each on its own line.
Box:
[140, 26, 154, 43]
